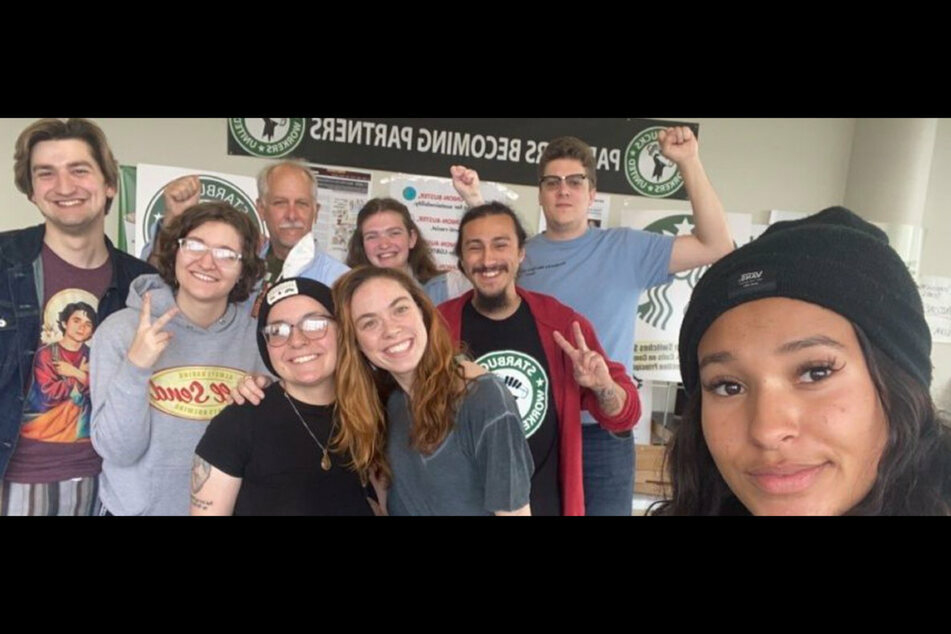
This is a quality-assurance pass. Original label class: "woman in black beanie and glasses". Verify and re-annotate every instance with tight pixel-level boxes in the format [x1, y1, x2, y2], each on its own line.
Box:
[655, 207, 951, 516]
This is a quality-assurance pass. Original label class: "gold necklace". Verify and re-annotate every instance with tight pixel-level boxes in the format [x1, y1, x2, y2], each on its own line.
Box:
[283, 388, 334, 471]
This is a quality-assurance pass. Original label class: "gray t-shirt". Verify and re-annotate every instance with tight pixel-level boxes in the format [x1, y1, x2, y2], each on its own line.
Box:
[386, 374, 534, 516]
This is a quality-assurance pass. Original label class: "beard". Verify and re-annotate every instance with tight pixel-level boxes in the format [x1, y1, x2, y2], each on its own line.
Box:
[472, 286, 512, 314]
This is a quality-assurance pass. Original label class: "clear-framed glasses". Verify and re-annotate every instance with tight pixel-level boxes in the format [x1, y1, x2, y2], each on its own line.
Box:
[177, 238, 243, 266]
[261, 313, 335, 347]
[539, 173, 588, 192]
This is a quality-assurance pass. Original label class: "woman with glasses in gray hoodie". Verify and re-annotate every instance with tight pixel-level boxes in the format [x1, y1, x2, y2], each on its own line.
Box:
[90, 202, 269, 516]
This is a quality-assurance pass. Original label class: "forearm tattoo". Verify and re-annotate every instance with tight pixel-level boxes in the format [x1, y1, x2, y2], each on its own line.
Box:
[595, 385, 621, 414]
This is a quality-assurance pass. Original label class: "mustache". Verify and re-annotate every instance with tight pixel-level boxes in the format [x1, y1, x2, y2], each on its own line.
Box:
[277, 221, 307, 230]
[471, 264, 509, 275]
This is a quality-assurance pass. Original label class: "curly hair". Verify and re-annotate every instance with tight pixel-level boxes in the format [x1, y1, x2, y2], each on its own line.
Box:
[14, 118, 119, 214]
[152, 202, 265, 304]
[653, 323, 951, 516]
[332, 266, 466, 481]
[346, 198, 442, 284]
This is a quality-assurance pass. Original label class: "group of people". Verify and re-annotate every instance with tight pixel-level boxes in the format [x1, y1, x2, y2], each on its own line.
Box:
[1, 117, 947, 517]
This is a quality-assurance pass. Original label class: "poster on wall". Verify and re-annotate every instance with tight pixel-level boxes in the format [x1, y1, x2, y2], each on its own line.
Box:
[632, 211, 753, 383]
[920, 276, 951, 344]
[387, 176, 515, 271]
[227, 118, 700, 199]
[311, 167, 372, 263]
[133, 164, 262, 260]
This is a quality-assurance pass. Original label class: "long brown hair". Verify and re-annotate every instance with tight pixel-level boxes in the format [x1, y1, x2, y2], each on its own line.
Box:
[345, 198, 442, 284]
[332, 266, 466, 479]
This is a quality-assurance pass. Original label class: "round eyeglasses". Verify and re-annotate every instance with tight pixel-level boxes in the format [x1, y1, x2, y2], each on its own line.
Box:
[178, 238, 243, 266]
[261, 313, 335, 347]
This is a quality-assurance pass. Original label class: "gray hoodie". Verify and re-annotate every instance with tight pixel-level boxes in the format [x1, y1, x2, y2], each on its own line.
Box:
[90, 274, 270, 516]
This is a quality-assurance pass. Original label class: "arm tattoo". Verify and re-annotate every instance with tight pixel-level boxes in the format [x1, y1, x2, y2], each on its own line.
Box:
[190, 494, 213, 511]
[191, 456, 211, 494]
[595, 385, 621, 413]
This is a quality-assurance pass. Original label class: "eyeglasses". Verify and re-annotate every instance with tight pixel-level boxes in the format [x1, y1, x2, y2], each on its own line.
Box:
[539, 173, 589, 191]
[262, 313, 335, 347]
[177, 238, 243, 266]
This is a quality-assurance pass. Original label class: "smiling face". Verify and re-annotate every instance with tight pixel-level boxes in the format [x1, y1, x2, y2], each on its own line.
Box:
[174, 221, 243, 308]
[459, 213, 523, 314]
[349, 277, 427, 392]
[29, 139, 115, 237]
[266, 294, 337, 398]
[63, 310, 94, 345]
[361, 210, 418, 271]
[537, 158, 596, 238]
[697, 297, 888, 516]
[256, 165, 318, 260]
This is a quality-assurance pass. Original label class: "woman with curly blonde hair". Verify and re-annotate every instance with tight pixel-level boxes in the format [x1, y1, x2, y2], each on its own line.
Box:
[333, 266, 533, 515]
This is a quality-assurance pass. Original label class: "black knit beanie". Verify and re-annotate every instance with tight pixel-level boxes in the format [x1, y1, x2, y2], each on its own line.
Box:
[679, 206, 932, 394]
[256, 277, 335, 376]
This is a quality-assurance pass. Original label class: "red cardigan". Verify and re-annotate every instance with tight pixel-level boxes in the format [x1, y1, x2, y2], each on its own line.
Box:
[438, 287, 640, 516]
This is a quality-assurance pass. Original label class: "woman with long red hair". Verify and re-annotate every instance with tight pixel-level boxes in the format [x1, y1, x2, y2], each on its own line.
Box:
[333, 266, 533, 515]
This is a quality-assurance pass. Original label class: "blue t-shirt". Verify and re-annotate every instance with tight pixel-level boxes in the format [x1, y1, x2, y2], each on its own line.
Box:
[519, 226, 674, 380]
[295, 250, 350, 287]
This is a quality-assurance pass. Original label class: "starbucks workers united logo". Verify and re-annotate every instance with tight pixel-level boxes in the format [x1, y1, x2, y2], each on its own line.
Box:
[475, 350, 549, 439]
[142, 175, 263, 249]
[624, 126, 684, 198]
[229, 118, 306, 158]
[637, 214, 705, 330]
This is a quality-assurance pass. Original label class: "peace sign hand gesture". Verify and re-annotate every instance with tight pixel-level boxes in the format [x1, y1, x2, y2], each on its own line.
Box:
[127, 292, 179, 369]
[553, 321, 613, 391]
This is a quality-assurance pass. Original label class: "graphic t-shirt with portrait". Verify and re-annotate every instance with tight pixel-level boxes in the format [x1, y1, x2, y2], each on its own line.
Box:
[4, 244, 112, 484]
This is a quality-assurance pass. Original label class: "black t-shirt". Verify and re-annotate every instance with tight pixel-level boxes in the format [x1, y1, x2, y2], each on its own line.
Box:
[195, 383, 373, 516]
[461, 300, 562, 516]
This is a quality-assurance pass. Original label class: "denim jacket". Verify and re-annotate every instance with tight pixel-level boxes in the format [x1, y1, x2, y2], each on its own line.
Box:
[0, 224, 155, 479]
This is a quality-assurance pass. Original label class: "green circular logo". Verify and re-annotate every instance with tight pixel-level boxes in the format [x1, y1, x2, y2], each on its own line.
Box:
[142, 175, 262, 250]
[624, 126, 684, 198]
[637, 214, 706, 331]
[229, 117, 306, 158]
[475, 350, 549, 438]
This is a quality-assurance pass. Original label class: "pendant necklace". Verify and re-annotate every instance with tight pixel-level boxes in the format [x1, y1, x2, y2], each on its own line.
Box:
[283, 388, 335, 471]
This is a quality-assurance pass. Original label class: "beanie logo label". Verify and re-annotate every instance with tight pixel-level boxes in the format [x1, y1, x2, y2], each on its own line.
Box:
[729, 268, 777, 299]
[267, 280, 299, 306]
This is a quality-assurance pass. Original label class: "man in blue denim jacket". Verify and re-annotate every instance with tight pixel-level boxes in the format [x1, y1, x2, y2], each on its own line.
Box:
[0, 118, 154, 515]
